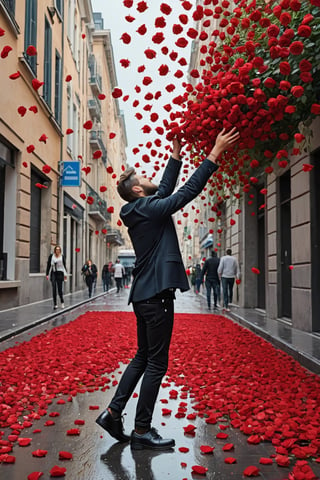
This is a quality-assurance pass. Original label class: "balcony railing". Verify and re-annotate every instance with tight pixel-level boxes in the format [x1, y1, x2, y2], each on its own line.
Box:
[88, 97, 101, 122]
[105, 228, 124, 246]
[87, 188, 111, 223]
[89, 130, 107, 166]
[88, 54, 102, 94]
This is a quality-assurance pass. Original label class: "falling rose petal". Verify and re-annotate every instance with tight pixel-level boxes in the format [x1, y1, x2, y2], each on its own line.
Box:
[89, 405, 99, 410]
[120, 32, 131, 44]
[28, 473, 43, 480]
[251, 267, 260, 275]
[112, 88, 123, 98]
[29, 105, 38, 113]
[27, 145, 35, 153]
[106, 166, 113, 174]
[18, 106, 27, 117]
[32, 78, 44, 90]
[83, 120, 93, 130]
[107, 206, 114, 214]
[49, 466, 66, 477]
[117, 219, 122, 227]
[0, 28, 5, 36]
[109, 132, 116, 139]
[39, 134, 48, 144]
[289, 265, 294, 270]
[98, 93, 106, 100]
[191, 465, 208, 475]
[93, 150, 102, 159]
[66, 128, 74, 134]
[59, 451, 73, 460]
[26, 45, 37, 56]
[137, 1, 148, 13]
[1, 45, 12, 58]
[200, 445, 215, 454]
[9, 71, 21, 80]
[243, 466, 260, 477]
[302, 163, 314, 172]
[65, 74, 72, 82]
[99, 186, 107, 193]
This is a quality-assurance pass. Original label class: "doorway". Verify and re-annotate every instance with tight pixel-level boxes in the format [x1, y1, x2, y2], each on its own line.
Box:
[311, 148, 320, 332]
[279, 171, 292, 319]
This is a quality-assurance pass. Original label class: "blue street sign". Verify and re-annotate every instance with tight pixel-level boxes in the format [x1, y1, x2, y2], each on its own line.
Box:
[61, 161, 81, 187]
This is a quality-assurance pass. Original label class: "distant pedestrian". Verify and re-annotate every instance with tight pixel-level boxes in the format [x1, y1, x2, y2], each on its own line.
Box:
[46, 245, 67, 309]
[114, 259, 125, 293]
[102, 263, 111, 292]
[92, 263, 98, 292]
[82, 259, 96, 298]
[201, 251, 220, 310]
[194, 264, 202, 294]
[218, 249, 240, 312]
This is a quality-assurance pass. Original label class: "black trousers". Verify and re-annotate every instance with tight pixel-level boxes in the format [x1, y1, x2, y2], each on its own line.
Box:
[51, 271, 64, 305]
[115, 277, 122, 292]
[108, 296, 174, 429]
[85, 276, 93, 297]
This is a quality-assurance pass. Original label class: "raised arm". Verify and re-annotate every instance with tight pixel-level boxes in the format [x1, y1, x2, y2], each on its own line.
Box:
[157, 139, 182, 198]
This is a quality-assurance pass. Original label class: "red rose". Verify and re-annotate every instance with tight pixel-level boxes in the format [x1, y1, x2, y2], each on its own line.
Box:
[26, 45, 37, 56]
[155, 16, 166, 28]
[158, 64, 169, 76]
[279, 61, 291, 75]
[311, 104, 320, 115]
[291, 85, 304, 98]
[267, 24, 280, 37]
[83, 120, 93, 130]
[297, 25, 311, 37]
[289, 41, 304, 55]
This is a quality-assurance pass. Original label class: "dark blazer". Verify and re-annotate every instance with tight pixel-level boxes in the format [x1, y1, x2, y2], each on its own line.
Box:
[46, 254, 66, 278]
[201, 256, 220, 282]
[120, 156, 218, 303]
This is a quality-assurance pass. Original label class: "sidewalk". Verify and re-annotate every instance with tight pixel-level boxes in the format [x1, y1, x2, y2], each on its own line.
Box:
[0, 285, 112, 342]
[0, 285, 319, 374]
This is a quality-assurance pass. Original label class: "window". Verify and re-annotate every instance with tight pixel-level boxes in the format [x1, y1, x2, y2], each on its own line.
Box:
[43, 17, 52, 107]
[54, 50, 62, 125]
[55, 0, 63, 18]
[2, 0, 15, 16]
[24, 0, 37, 74]
[30, 169, 42, 273]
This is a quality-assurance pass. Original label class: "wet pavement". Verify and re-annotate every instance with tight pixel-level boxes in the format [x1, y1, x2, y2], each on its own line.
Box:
[0, 287, 320, 479]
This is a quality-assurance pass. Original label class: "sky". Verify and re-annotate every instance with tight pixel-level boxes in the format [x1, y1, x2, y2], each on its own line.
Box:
[91, 0, 196, 178]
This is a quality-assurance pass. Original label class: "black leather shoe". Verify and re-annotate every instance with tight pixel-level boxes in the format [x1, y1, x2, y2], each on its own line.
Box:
[131, 427, 175, 450]
[96, 410, 130, 443]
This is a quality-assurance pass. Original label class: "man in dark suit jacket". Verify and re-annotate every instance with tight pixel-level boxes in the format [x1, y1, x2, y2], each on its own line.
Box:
[96, 128, 239, 450]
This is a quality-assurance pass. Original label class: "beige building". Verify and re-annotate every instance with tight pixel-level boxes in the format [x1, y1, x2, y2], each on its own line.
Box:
[0, 1, 129, 309]
[187, 0, 320, 332]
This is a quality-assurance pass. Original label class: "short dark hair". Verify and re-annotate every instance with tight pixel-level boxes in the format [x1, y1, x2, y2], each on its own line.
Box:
[211, 251, 217, 257]
[226, 249, 232, 255]
[117, 167, 140, 202]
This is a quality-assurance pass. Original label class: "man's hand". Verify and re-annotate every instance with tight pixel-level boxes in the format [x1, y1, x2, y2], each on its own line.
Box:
[172, 138, 182, 161]
[207, 127, 240, 164]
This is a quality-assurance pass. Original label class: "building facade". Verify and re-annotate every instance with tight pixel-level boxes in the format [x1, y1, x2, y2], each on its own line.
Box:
[0, 0, 129, 309]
